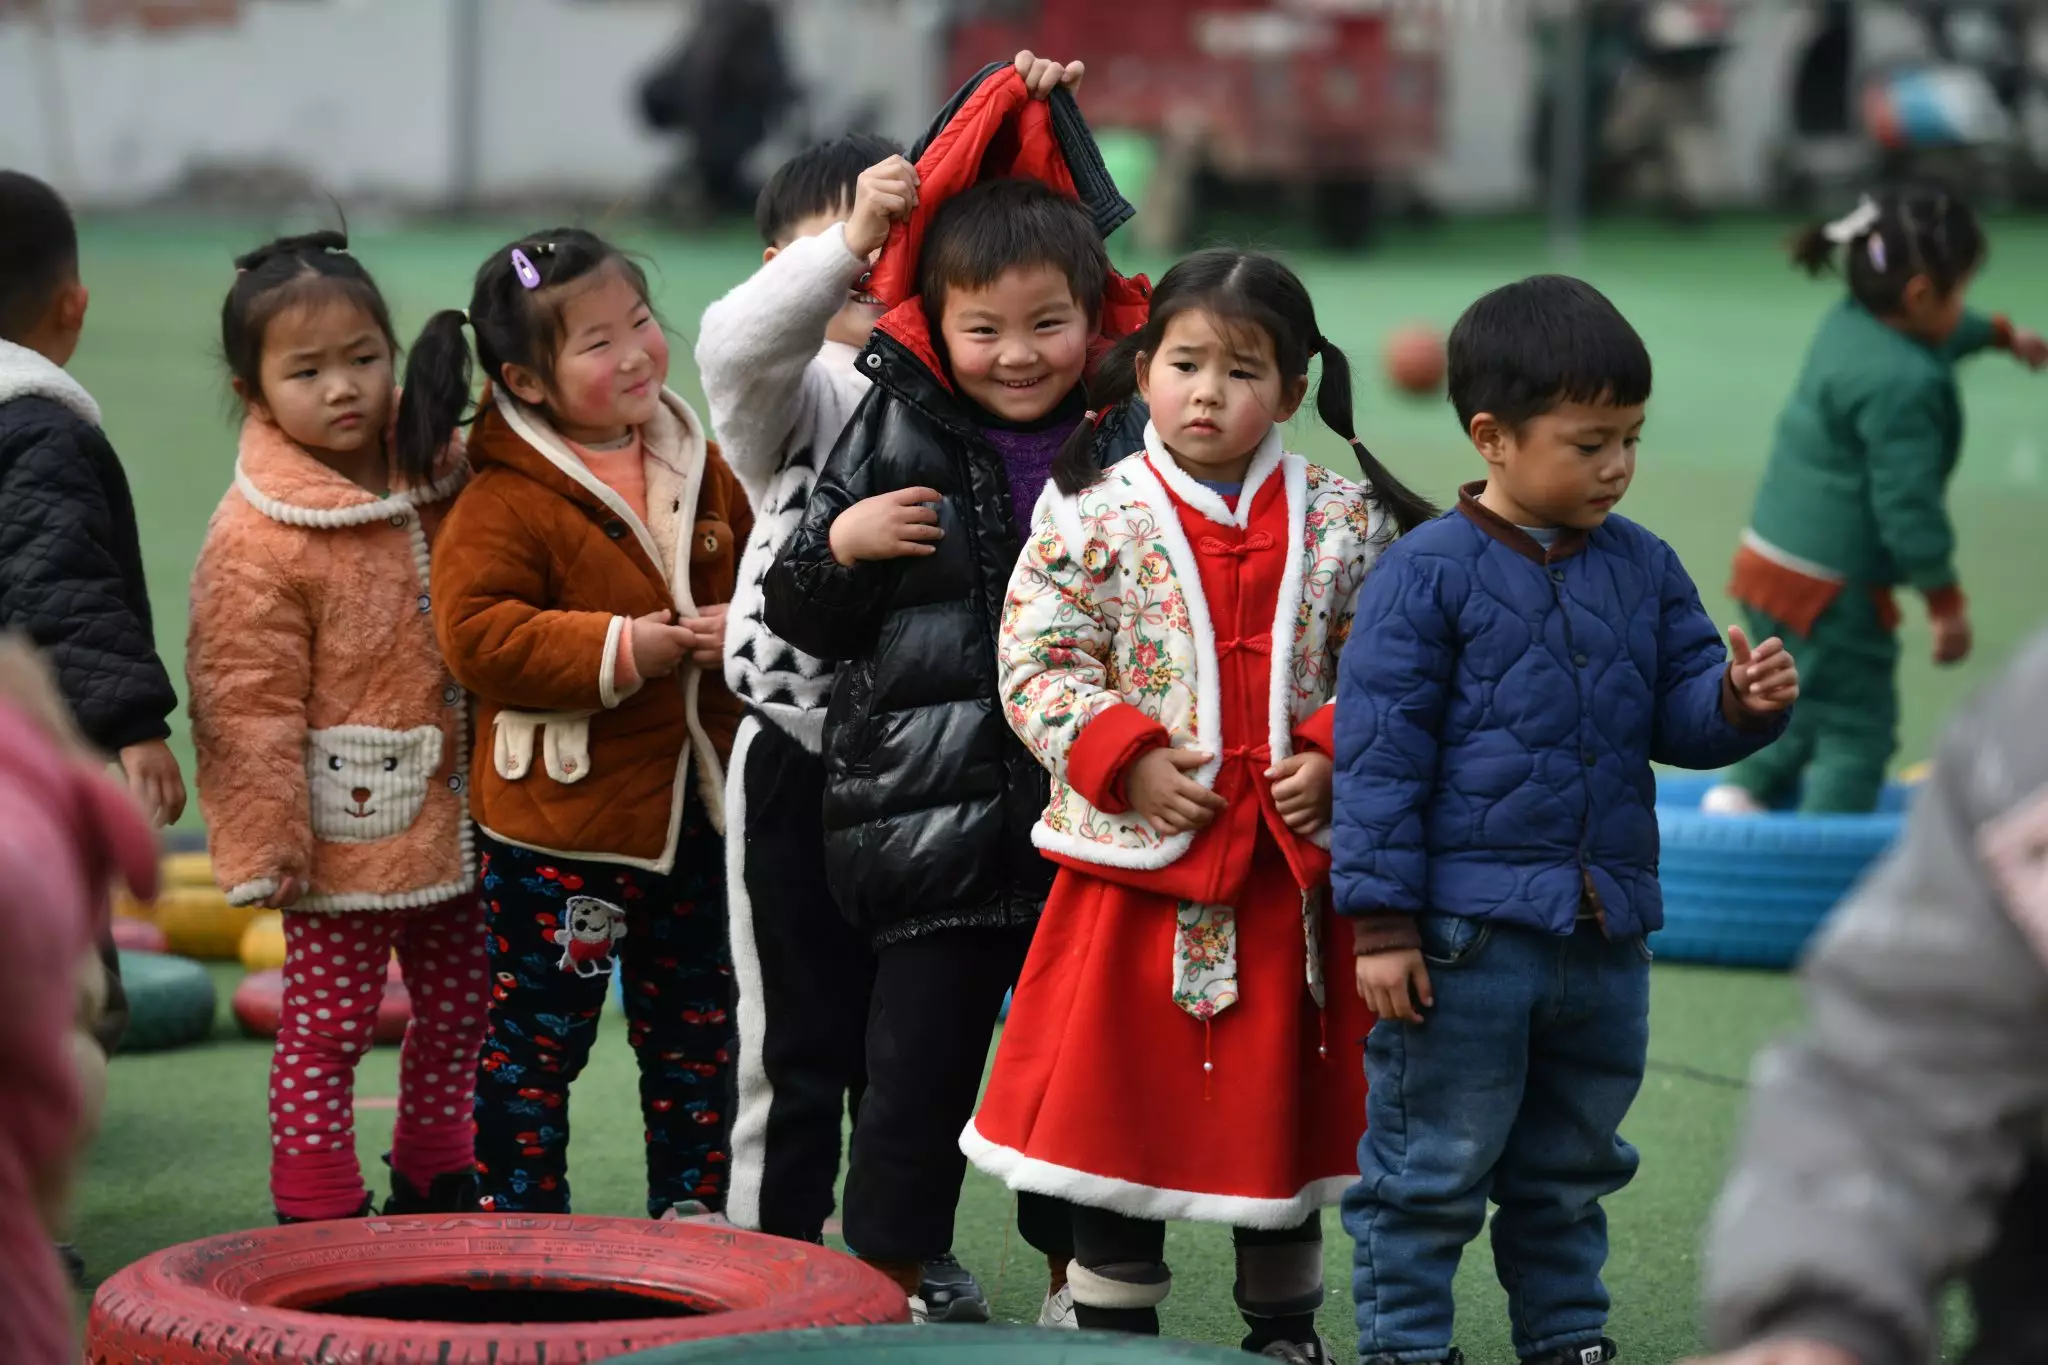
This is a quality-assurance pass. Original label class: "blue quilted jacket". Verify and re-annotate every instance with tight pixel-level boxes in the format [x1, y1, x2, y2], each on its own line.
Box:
[1332, 488, 1788, 938]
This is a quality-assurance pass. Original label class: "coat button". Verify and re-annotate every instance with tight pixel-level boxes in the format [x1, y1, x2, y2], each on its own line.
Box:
[1574, 653, 1588, 668]
[865, 353, 881, 369]
[604, 520, 627, 539]
[702, 531, 719, 554]
[417, 594, 431, 613]
[1550, 568, 1566, 583]
[1583, 749, 1596, 767]
[389, 513, 408, 528]
[442, 684, 461, 705]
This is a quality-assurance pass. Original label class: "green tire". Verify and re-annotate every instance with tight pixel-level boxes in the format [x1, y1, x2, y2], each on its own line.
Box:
[614, 1326, 1246, 1362]
[115, 949, 218, 1053]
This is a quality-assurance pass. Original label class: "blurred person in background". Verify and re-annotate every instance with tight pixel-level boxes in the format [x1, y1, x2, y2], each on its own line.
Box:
[641, 0, 799, 222]
[1692, 626, 2048, 1365]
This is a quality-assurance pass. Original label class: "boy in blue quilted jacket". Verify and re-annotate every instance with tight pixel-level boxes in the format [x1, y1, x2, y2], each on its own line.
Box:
[1331, 275, 1799, 1365]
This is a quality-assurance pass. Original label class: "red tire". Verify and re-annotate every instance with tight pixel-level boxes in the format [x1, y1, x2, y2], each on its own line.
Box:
[84, 1214, 908, 1364]
[111, 918, 169, 954]
[232, 965, 411, 1045]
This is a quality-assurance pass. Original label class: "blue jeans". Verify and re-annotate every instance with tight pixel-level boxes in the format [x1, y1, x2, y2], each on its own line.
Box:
[1343, 915, 1651, 1362]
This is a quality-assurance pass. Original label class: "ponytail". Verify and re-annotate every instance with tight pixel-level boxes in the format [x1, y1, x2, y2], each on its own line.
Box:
[1051, 332, 1145, 496]
[395, 310, 476, 485]
[1313, 337, 1438, 535]
[1789, 221, 1837, 276]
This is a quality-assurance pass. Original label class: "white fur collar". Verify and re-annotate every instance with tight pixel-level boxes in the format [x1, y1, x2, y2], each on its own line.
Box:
[1139, 421, 1285, 530]
[0, 339, 100, 426]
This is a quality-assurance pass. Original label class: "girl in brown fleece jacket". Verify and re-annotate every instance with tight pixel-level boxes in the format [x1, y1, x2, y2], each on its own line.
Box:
[400, 228, 750, 1219]
[187, 233, 484, 1224]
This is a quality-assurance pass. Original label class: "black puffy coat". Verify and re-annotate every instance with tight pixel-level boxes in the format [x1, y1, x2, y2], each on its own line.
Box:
[0, 374, 177, 755]
[762, 64, 1149, 947]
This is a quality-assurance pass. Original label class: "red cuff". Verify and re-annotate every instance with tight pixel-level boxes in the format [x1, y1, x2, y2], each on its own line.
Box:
[1922, 584, 1967, 620]
[1293, 702, 1337, 758]
[1067, 703, 1172, 814]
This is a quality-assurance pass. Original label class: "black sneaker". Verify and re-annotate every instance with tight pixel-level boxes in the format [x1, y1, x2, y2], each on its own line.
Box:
[382, 1157, 483, 1216]
[1254, 1336, 1335, 1362]
[275, 1194, 375, 1225]
[54, 1242, 87, 1290]
[909, 1254, 991, 1324]
[1523, 1340, 1616, 1365]
[1363, 1352, 1465, 1365]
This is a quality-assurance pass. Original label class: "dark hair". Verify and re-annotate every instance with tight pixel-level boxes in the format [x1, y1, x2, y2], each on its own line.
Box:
[1446, 274, 1653, 432]
[757, 132, 905, 245]
[0, 171, 79, 342]
[396, 227, 654, 486]
[222, 229, 399, 410]
[1790, 185, 1985, 314]
[918, 178, 1108, 325]
[1049, 249, 1438, 534]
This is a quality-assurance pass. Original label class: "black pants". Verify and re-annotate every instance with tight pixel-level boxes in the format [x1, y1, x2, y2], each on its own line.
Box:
[1065, 1200, 1323, 1340]
[1965, 1157, 2048, 1365]
[841, 921, 1034, 1262]
[472, 809, 734, 1218]
[725, 716, 874, 1241]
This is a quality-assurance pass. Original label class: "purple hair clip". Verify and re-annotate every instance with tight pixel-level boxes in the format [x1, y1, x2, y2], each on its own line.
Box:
[511, 248, 542, 290]
[1867, 233, 1888, 273]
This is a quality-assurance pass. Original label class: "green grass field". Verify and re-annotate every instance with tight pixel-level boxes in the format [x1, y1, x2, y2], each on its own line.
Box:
[67, 213, 2041, 1358]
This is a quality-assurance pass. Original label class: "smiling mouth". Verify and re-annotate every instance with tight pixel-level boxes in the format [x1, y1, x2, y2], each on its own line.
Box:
[347, 805, 377, 818]
[851, 292, 881, 308]
[996, 376, 1044, 391]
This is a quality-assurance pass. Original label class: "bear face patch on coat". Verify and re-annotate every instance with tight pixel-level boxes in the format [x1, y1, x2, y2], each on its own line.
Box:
[304, 725, 445, 844]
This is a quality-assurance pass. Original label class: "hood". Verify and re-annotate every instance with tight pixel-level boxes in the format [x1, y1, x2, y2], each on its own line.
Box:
[235, 414, 467, 528]
[864, 62, 1152, 396]
[0, 338, 100, 426]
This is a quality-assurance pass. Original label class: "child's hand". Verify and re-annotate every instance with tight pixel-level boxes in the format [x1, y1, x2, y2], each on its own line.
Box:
[631, 609, 697, 680]
[1015, 49, 1086, 99]
[118, 739, 186, 828]
[1266, 751, 1333, 836]
[1727, 625, 1799, 714]
[682, 603, 728, 668]
[845, 156, 921, 260]
[1356, 948, 1432, 1024]
[2011, 325, 2048, 370]
[1933, 607, 1973, 666]
[1127, 746, 1226, 836]
[1680, 1341, 1862, 1365]
[259, 873, 305, 911]
[829, 487, 944, 565]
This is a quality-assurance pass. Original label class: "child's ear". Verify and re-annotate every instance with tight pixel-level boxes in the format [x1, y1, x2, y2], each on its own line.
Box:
[1275, 375, 1310, 423]
[232, 375, 272, 426]
[1133, 350, 1153, 403]
[499, 362, 549, 408]
[1468, 412, 1513, 470]
[58, 281, 89, 335]
[762, 244, 782, 265]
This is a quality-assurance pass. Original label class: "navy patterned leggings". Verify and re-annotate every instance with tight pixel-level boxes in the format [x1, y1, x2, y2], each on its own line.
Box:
[472, 803, 733, 1218]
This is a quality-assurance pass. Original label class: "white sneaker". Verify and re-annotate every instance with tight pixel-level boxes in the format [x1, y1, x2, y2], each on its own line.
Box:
[1037, 1282, 1077, 1329]
[657, 1201, 731, 1226]
[1701, 783, 1767, 817]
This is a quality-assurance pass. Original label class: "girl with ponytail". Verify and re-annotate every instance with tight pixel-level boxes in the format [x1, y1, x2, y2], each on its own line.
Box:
[1708, 185, 2048, 816]
[966, 248, 1402, 1352]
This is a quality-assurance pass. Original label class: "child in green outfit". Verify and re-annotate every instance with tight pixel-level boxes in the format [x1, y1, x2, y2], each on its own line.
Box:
[1706, 187, 2048, 816]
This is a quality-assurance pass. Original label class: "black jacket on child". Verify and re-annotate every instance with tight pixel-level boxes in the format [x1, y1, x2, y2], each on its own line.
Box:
[763, 63, 1150, 947]
[0, 345, 176, 753]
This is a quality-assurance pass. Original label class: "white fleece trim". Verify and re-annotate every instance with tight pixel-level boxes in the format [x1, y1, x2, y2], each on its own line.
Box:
[228, 875, 477, 914]
[1265, 454, 1309, 770]
[0, 339, 100, 424]
[1740, 527, 1845, 583]
[1066, 1263, 1172, 1310]
[722, 717, 770, 1231]
[1033, 815, 1192, 869]
[1123, 454, 1222, 789]
[233, 454, 469, 529]
[1140, 421, 1285, 531]
[960, 1119, 1351, 1230]
[599, 615, 630, 710]
[227, 876, 280, 908]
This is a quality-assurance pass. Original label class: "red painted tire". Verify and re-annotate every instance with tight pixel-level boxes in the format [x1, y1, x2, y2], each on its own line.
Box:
[111, 918, 169, 953]
[232, 964, 411, 1045]
[84, 1214, 908, 1364]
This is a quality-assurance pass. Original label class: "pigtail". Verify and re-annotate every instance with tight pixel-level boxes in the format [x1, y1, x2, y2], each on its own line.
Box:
[1051, 331, 1146, 496]
[395, 310, 476, 486]
[1789, 222, 1838, 277]
[1314, 338, 1438, 534]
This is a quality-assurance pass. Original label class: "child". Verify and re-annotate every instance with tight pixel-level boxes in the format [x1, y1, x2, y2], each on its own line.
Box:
[408, 227, 751, 1219]
[185, 231, 484, 1223]
[0, 638, 159, 1365]
[0, 171, 184, 829]
[763, 55, 1150, 1320]
[696, 130, 907, 1246]
[1332, 275, 1800, 1365]
[1691, 628, 2048, 1365]
[1705, 187, 2047, 816]
[969, 249, 1436, 1361]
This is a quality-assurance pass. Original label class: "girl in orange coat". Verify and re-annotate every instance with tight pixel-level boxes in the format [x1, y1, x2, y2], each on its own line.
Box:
[187, 233, 482, 1224]
[970, 252, 1434, 1357]
[402, 229, 751, 1219]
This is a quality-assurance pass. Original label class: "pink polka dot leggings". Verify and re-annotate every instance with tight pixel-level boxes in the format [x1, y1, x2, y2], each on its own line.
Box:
[270, 898, 488, 1221]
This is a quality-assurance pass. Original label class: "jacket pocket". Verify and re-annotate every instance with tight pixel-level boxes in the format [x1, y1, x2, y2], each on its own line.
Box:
[492, 710, 598, 786]
[306, 724, 445, 844]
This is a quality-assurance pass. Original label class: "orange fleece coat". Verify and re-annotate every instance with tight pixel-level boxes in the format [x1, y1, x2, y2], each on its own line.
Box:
[431, 388, 748, 871]
[187, 419, 473, 911]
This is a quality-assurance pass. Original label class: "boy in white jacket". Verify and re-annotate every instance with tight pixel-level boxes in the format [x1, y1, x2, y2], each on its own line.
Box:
[697, 133, 915, 1249]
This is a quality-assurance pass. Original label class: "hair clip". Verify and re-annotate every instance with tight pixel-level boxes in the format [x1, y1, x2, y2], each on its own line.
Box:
[1823, 195, 1882, 246]
[1867, 232, 1888, 273]
[534, 241, 557, 258]
[1086, 408, 1103, 429]
[510, 248, 542, 290]
[858, 269, 874, 289]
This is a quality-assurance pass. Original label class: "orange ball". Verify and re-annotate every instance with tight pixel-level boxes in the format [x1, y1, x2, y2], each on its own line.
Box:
[1384, 325, 1446, 396]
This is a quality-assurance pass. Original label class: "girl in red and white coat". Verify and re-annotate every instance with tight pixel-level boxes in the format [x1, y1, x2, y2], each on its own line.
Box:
[968, 251, 1437, 1359]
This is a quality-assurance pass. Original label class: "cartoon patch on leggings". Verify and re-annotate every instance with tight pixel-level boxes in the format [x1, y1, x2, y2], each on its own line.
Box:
[553, 895, 627, 977]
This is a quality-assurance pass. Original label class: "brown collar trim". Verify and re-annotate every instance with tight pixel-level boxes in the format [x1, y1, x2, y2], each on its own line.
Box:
[1455, 482, 1590, 564]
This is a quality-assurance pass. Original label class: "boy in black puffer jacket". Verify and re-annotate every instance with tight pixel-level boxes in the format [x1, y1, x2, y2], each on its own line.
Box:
[764, 57, 1150, 1321]
[0, 171, 183, 827]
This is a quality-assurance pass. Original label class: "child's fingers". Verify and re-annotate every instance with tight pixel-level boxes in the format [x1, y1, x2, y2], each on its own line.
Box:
[1726, 624, 1752, 667]
[1162, 748, 1213, 771]
[1410, 958, 1435, 1009]
[1177, 779, 1227, 812]
[1745, 636, 1784, 663]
